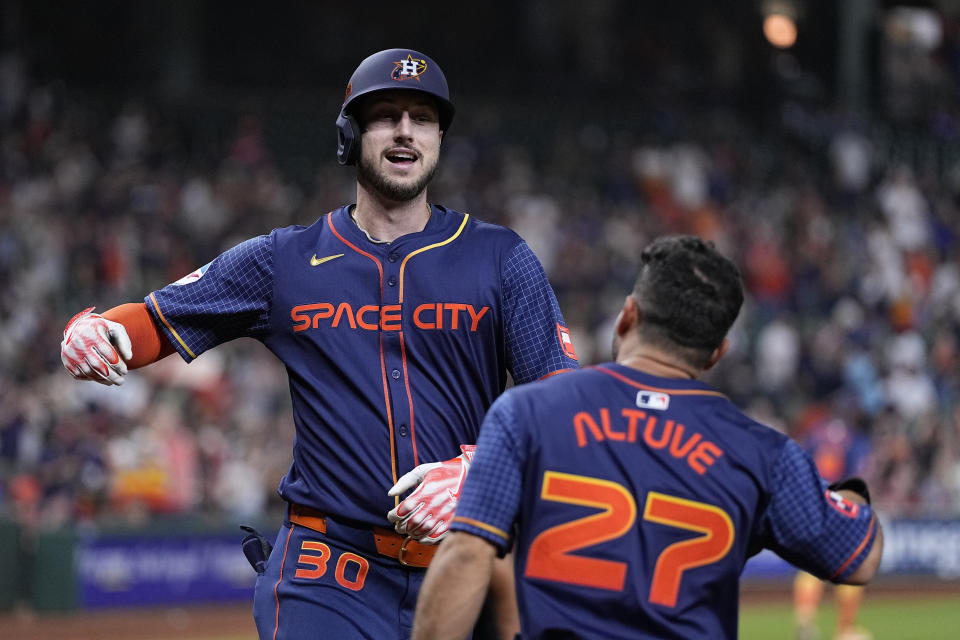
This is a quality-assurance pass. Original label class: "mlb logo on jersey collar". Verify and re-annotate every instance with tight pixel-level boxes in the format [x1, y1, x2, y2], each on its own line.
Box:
[636, 390, 670, 411]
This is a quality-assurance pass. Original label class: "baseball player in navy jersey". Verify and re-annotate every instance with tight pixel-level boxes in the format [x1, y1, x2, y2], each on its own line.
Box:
[59, 48, 578, 639]
[412, 235, 883, 640]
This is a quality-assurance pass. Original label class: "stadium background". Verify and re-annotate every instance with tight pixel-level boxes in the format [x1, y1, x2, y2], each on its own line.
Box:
[2, 0, 960, 638]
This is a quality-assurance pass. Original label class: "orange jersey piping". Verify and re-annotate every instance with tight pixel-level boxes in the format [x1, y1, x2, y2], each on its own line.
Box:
[395, 212, 470, 465]
[595, 365, 727, 398]
[272, 524, 295, 640]
[148, 292, 197, 360]
[830, 513, 876, 581]
[452, 516, 509, 541]
[328, 212, 399, 487]
[398, 330, 418, 466]
[538, 367, 574, 381]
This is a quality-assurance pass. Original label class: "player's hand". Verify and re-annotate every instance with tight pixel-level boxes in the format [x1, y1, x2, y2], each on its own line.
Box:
[60, 307, 133, 386]
[387, 444, 476, 544]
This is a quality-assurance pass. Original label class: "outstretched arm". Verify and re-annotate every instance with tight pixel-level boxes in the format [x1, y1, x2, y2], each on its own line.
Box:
[412, 531, 497, 640]
[763, 443, 882, 586]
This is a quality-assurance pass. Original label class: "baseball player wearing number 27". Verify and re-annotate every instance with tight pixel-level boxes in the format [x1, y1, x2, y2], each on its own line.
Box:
[413, 236, 883, 640]
[59, 48, 578, 639]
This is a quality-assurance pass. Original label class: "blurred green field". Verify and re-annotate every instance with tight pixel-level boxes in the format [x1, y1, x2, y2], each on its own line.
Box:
[740, 593, 960, 640]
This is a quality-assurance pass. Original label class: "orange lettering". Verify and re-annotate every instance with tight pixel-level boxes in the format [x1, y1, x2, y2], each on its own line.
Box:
[444, 303, 467, 330]
[573, 411, 604, 447]
[295, 540, 332, 579]
[526, 472, 637, 592]
[621, 409, 645, 443]
[668, 424, 701, 458]
[291, 303, 333, 332]
[467, 305, 489, 331]
[380, 304, 402, 331]
[356, 305, 379, 330]
[688, 441, 723, 475]
[313, 304, 335, 328]
[332, 302, 357, 329]
[293, 300, 490, 333]
[601, 408, 625, 441]
[334, 552, 369, 591]
[414, 303, 435, 329]
[644, 417, 672, 449]
[644, 493, 734, 607]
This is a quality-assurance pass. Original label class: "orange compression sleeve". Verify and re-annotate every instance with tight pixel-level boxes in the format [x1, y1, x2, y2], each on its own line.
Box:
[102, 303, 176, 368]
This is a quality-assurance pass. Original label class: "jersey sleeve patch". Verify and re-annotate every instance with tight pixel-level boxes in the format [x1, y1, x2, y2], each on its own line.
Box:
[171, 262, 211, 286]
[557, 323, 578, 361]
[824, 489, 860, 518]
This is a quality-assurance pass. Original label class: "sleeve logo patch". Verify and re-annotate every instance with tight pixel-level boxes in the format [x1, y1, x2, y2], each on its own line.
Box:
[556, 324, 578, 361]
[825, 489, 860, 518]
[172, 262, 211, 286]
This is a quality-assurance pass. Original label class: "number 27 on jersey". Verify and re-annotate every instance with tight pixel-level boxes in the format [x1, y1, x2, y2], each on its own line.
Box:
[524, 471, 735, 608]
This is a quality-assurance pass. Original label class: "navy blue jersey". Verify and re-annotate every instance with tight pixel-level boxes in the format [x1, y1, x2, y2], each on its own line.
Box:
[452, 363, 878, 640]
[145, 205, 578, 525]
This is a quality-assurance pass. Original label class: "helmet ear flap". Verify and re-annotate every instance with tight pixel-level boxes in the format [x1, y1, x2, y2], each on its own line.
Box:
[336, 111, 361, 166]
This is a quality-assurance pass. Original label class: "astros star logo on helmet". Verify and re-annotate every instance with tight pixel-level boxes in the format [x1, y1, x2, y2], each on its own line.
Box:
[392, 55, 427, 82]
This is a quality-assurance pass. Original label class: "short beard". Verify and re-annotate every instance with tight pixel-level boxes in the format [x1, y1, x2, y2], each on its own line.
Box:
[357, 153, 439, 202]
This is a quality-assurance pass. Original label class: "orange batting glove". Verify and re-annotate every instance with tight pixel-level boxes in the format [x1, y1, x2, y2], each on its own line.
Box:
[387, 444, 476, 544]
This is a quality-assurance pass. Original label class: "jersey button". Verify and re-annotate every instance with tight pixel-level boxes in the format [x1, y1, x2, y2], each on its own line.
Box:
[399, 424, 408, 437]
[388, 275, 397, 287]
[388, 252, 400, 263]
[391, 369, 401, 380]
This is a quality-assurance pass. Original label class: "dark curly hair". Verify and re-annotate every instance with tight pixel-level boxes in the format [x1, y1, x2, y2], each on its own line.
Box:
[632, 235, 744, 368]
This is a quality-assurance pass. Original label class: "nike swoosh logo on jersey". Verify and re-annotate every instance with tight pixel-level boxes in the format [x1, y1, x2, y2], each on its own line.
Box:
[310, 253, 344, 266]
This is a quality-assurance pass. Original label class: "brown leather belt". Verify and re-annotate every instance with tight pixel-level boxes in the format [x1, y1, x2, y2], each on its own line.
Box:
[288, 503, 438, 568]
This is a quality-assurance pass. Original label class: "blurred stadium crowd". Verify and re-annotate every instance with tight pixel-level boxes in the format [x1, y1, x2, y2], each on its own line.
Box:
[2, 19, 960, 541]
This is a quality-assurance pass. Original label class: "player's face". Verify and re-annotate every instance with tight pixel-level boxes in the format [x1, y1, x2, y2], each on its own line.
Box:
[356, 91, 442, 202]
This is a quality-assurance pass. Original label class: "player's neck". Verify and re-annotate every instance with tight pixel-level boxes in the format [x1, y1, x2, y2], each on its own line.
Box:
[352, 191, 431, 243]
[617, 345, 698, 380]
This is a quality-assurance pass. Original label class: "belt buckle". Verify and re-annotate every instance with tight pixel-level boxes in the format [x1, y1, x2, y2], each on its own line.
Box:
[398, 535, 415, 566]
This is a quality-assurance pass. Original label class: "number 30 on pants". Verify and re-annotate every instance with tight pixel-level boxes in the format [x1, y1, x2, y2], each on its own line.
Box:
[295, 540, 369, 591]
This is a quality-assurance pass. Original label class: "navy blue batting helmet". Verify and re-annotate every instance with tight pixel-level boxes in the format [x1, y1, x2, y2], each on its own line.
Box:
[336, 48, 455, 166]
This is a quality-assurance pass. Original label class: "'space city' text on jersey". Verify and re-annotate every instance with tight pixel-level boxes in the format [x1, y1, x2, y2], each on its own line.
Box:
[291, 301, 490, 332]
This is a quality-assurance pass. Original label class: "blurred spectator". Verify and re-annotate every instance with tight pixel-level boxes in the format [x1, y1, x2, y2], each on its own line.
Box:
[4, 22, 960, 536]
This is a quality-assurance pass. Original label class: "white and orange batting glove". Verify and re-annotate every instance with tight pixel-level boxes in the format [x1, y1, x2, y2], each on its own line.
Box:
[60, 307, 133, 386]
[387, 444, 476, 544]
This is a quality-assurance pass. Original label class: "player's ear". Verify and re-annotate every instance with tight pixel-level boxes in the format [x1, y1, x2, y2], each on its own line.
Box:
[615, 296, 638, 338]
[703, 338, 730, 371]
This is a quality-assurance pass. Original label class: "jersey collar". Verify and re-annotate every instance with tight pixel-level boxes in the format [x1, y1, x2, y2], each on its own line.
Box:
[594, 362, 722, 394]
[333, 204, 463, 251]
